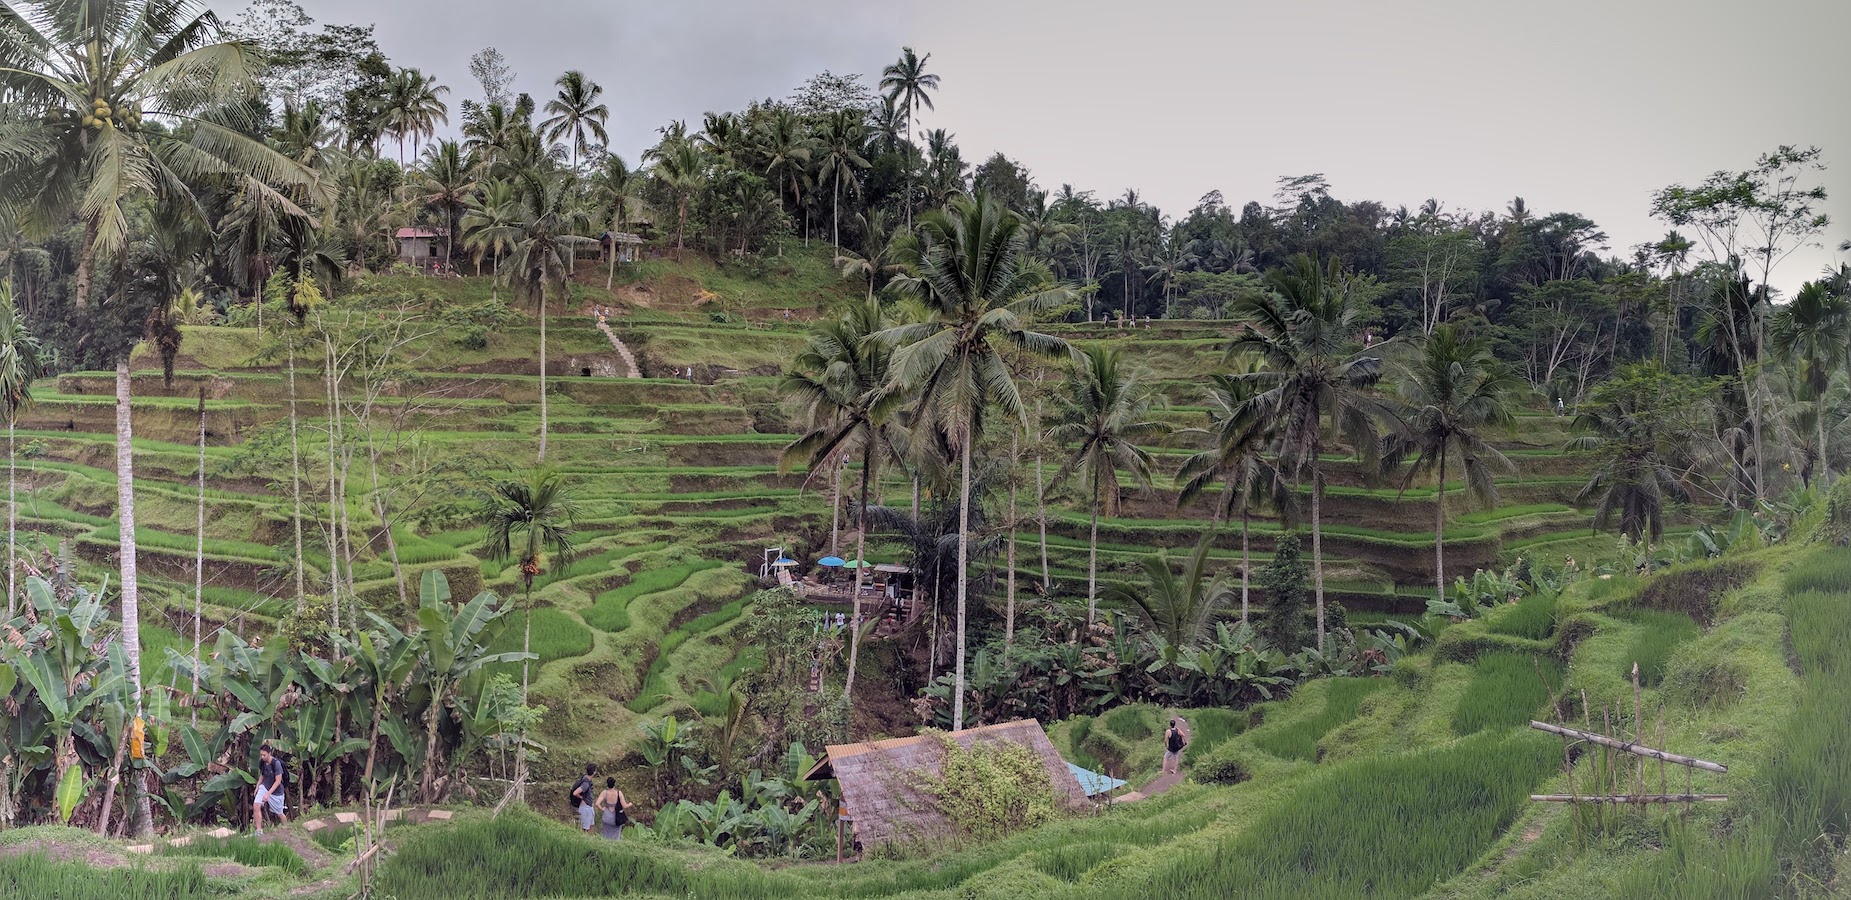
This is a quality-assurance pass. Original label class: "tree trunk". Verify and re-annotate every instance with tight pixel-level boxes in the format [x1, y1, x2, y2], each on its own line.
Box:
[538, 282, 549, 462]
[1240, 509, 1251, 625]
[366, 430, 407, 608]
[113, 360, 150, 837]
[844, 444, 873, 702]
[193, 391, 206, 721]
[830, 458, 842, 555]
[951, 436, 972, 732]
[73, 218, 100, 310]
[1434, 450, 1447, 604]
[7, 418, 15, 617]
[1005, 434, 1018, 647]
[1311, 462, 1326, 652]
[1037, 450, 1050, 593]
[1086, 471, 1100, 625]
[324, 335, 342, 631]
[286, 335, 307, 602]
[521, 586, 533, 699]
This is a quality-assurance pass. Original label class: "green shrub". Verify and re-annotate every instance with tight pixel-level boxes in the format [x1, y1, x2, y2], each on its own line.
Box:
[913, 733, 1061, 842]
[1252, 678, 1389, 762]
[1620, 609, 1701, 687]
[1487, 590, 1558, 639]
[1115, 731, 1557, 900]
[159, 834, 306, 874]
[0, 854, 211, 899]
[1452, 652, 1564, 735]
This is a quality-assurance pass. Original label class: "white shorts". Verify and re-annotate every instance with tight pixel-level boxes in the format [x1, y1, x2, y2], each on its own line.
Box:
[255, 787, 286, 815]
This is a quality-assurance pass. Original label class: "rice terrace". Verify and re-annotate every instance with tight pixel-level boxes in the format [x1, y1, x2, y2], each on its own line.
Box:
[0, 1, 1848, 898]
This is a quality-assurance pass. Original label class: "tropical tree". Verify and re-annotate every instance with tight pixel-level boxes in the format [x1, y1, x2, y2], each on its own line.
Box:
[779, 299, 902, 703]
[0, 292, 42, 616]
[460, 177, 520, 285]
[540, 70, 609, 171]
[377, 67, 449, 164]
[880, 47, 939, 224]
[816, 109, 871, 248]
[833, 210, 906, 302]
[758, 109, 813, 237]
[1175, 366, 1286, 623]
[412, 140, 480, 264]
[646, 137, 705, 250]
[1106, 536, 1235, 651]
[1228, 254, 1386, 651]
[1379, 325, 1520, 602]
[1770, 279, 1850, 484]
[480, 469, 578, 699]
[590, 153, 647, 290]
[1047, 345, 1168, 624]
[877, 195, 1072, 731]
[1568, 365, 1711, 547]
[491, 173, 594, 460]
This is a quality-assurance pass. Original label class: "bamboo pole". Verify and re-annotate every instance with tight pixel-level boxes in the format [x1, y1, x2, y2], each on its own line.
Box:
[1531, 794, 1727, 804]
[1528, 721, 1728, 773]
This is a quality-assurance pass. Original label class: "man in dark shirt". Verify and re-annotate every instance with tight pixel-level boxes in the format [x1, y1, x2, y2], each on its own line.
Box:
[253, 743, 288, 835]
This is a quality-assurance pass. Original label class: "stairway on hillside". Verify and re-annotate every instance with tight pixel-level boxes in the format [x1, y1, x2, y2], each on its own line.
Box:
[596, 318, 643, 378]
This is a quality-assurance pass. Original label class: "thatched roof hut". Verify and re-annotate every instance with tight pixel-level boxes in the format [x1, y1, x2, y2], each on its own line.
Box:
[802, 719, 1087, 849]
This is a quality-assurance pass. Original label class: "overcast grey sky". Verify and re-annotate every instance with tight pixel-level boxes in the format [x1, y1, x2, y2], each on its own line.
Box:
[233, 0, 1850, 289]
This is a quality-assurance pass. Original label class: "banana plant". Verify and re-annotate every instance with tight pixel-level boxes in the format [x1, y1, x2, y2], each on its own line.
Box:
[3, 576, 124, 823]
[343, 617, 421, 786]
[407, 570, 529, 802]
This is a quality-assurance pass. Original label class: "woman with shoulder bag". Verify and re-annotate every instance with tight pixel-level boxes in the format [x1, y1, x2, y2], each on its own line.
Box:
[596, 777, 630, 840]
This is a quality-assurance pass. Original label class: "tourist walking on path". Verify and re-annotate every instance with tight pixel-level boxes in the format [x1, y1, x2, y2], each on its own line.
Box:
[571, 763, 597, 831]
[252, 743, 288, 835]
[596, 777, 630, 839]
[1162, 719, 1188, 775]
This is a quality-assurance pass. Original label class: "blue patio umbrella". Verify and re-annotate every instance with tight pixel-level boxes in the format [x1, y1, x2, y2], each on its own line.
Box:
[817, 556, 847, 567]
[771, 558, 799, 567]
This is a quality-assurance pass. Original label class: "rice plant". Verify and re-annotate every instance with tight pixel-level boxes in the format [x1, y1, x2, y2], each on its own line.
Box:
[486, 607, 592, 663]
[625, 591, 753, 713]
[1111, 731, 1558, 900]
[1783, 547, 1851, 594]
[159, 834, 306, 874]
[0, 854, 212, 899]
[1181, 707, 1248, 763]
[1620, 609, 1701, 686]
[1487, 590, 1558, 640]
[1252, 678, 1389, 761]
[584, 558, 721, 632]
[1452, 652, 1564, 735]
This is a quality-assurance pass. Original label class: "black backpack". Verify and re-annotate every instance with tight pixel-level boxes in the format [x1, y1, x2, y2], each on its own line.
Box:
[568, 777, 591, 807]
[1167, 729, 1184, 753]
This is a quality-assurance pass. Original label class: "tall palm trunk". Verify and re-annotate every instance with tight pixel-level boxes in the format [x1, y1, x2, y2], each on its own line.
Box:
[1434, 450, 1447, 603]
[1310, 461, 1327, 652]
[113, 360, 150, 837]
[286, 335, 306, 602]
[538, 281, 549, 462]
[72, 219, 100, 309]
[7, 417, 15, 617]
[844, 444, 873, 701]
[951, 436, 972, 732]
[521, 582, 533, 698]
[324, 336, 342, 631]
[192, 391, 206, 719]
[1240, 509, 1251, 624]
[829, 458, 843, 554]
[1004, 433, 1018, 647]
[1036, 449, 1050, 593]
[1086, 470, 1100, 625]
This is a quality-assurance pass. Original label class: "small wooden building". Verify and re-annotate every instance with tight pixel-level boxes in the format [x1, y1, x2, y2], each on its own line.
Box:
[802, 719, 1087, 850]
[395, 227, 447, 269]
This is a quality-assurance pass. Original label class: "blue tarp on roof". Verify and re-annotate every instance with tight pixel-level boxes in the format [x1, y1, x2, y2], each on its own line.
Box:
[1066, 761, 1127, 797]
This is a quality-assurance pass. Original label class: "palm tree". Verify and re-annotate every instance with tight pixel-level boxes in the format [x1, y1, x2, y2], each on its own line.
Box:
[0, 0, 321, 309]
[758, 109, 813, 238]
[1568, 369, 1702, 546]
[590, 153, 647, 290]
[1105, 536, 1235, 650]
[1176, 367, 1288, 624]
[1145, 235, 1199, 318]
[1770, 280, 1850, 485]
[780, 299, 902, 703]
[645, 138, 705, 250]
[412, 140, 480, 264]
[460, 178, 521, 287]
[1229, 254, 1386, 652]
[816, 110, 871, 249]
[877, 195, 1072, 730]
[376, 68, 450, 165]
[880, 47, 940, 225]
[1047, 346, 1168, 624]
[0, 290, 43, 617]
[502, 173, 593, 462]
[541, 71, 610, 171]
[481, 470, 578, 699]
[833, 211, 906, 302]
[1380, 325, 1520, 602]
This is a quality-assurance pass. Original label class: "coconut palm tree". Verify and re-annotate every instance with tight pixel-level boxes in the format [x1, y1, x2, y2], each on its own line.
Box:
[1105, 536, 1235, 651]
[480, 470, 578, 699]
[0, 289, 43, 617]
[500, 172, 593, 462]
[877, 195, 1072, 730]
[880, 47, 939, 226]
[1380, 325, 1520, 602]
[1047, 345, 1168, 624]
[1175, 367, 1288, 624]
[780, 299, 904, 702]
[758, 109, 813, 237]
[816, 110, 871, 249]
[645, 137, 705, 250]
[590, 153, 647, 290]
[412, 141, 480, 265]
[1228, 254, 1387, 652]
[0, 0, 321, 309]
[1770, 279, 1850, 485]
[834, 211, 906, 302]
[1568, 368, 1704, 546]
[541, 71, 610, 171]
[376, 68, 450, 165]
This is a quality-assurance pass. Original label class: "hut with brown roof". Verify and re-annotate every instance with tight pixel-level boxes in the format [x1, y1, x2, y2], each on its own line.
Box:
[802, 719, 1087, 850]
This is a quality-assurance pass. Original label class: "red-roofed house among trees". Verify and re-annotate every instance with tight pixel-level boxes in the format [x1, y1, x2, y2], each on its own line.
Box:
[396, 227, 447, 271]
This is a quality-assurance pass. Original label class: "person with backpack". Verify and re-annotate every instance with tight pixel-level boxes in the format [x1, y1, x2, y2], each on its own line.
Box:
[570, 763, 597, 831]
[595, 777, 630, 840]
[1162, 719, 1188, 775]
[251, 743, 288, 835]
